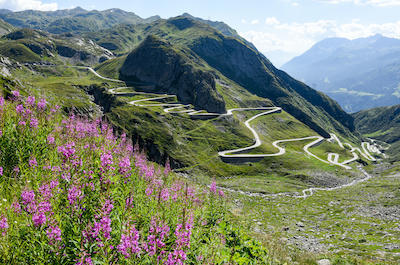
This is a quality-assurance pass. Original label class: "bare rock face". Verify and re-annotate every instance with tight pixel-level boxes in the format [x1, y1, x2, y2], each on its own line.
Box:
[119, 35, 226, 113]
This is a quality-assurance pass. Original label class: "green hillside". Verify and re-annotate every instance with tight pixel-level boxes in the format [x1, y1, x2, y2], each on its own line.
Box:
[0, 18, 14, 36]
[0, 7, 159, 34]
[94, 16, 356, 140]
[353, 104, 400, 162]
[0, 28, 114, 65]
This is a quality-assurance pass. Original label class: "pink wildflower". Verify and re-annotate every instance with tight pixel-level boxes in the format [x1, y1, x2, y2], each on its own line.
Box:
[11, 90, 20, 99]
[32, 212, 46, 226]
[0, 216, 8, 236]
[118, 156, 130, 174]
[21, 190, 35, 205]
[164, 158, 171, 176]
[101, 200, 114, 215]
[0, 217, 8, 230]
[125, 196, 134, 209]
[68, 186, 82, 205]
[12, 201, 22, 214]
[39, 184, 52, 199]
[117, 224, 141, 258]
[37, 98, 47, 110]
[161, 188, 170, 202]
[29, 157, 37, 168]
[210, 181, 217, 194]
[145, 187, 153, 197]
[57, 142, 76, 159]
[46, 225, 62, 244]
[100, 152, 113, 168]
[15, 104, 24, 114]
[47, 135, 55, 144]
[30, 117, 39, 128]
[26, 96, 35, 106]
[144, 218, 170, 256]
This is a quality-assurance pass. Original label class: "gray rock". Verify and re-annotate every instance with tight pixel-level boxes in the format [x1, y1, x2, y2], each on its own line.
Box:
[317, 259, 331, 265]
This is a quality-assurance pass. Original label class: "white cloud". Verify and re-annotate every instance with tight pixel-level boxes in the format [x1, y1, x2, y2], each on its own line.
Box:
[240, 17, 400, 57]
[314, 0, 400, 6]
[0, 0, 58, 11]
[265, 17, 280, 25]
[251, 19, 260, 25]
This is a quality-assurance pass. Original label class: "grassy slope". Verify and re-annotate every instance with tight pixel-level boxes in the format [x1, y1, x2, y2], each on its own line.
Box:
[0, 18, 14, 36]
[353, 105, 400, 162]
[231, 170, 400, 264]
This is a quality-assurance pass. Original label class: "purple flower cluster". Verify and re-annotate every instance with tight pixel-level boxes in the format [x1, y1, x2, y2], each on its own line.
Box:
[32, 212, 46, 227]
[144, 217, 170, 256]
[117, 224, 141, 258]
[68, 185, 83, 205]
[57, 142, 76, 159]
[46, 225, 62, 244]
[0, 216, 8, 236]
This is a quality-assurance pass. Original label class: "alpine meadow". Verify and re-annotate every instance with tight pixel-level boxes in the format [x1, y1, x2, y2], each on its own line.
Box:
[0, 2, 399, 265]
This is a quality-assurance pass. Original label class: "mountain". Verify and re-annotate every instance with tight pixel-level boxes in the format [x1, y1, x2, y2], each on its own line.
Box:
[83, 12, 256, 56]
[181, 13, 257, 50]
[282, 34, 400, 112]
[119, 35, 226, 113]
[353, 104, 400, 161]
[95, 16, 355, 138]
[0, 18, 14, 36]
[0, 7, 160, 34]
[0, 28, 113, 64]
[1, 10, 393, 263]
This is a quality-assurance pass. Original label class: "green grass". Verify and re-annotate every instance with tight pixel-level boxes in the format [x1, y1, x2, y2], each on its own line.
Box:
[0, 42, 42, 62]
[227, 169, 400, 264]
[95, 56, 125, 79]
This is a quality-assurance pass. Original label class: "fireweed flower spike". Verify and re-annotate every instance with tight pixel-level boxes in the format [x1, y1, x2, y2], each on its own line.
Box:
[0, 216, 8, 236]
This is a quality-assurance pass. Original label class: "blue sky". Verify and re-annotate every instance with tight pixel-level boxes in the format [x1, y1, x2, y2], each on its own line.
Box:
[2, 0, 400, 66]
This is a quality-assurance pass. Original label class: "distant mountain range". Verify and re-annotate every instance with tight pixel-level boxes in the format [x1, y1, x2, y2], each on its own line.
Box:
[282, 34, 400, 113]
[0, 7, 160, 34]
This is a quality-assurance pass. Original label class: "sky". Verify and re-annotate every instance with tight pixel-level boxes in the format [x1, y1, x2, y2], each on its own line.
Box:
[2, 0, 400, 66]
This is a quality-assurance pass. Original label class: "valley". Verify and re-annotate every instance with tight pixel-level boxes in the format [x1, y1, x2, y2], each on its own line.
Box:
[0, 6, 399, 265]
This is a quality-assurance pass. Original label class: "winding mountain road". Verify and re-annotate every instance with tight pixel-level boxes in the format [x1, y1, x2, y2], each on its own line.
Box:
[83, 67, 383, 169]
